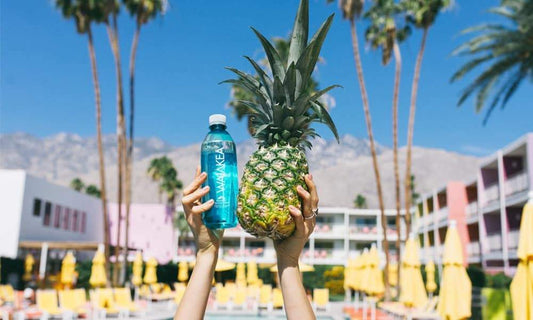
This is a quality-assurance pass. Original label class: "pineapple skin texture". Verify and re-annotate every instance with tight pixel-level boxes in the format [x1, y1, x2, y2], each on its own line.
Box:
[237, 144, 309, 240]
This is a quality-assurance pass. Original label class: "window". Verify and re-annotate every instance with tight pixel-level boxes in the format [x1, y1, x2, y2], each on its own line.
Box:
[63, 208, 71, 230]
[43, 202, 52, 226]
[33, 198, 42, 216]
[81, 212, 87, 233]
[54, 205, 62, 228]
[72, 210, 79, 232]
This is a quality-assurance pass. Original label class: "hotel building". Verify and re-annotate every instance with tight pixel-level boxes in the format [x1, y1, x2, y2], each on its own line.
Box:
[413, 133, 533, 275]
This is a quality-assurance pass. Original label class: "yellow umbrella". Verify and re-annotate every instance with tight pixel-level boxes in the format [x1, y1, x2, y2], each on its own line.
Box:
[89, 249, 107, 287]
[23, 254, 35, 281]
[215, 259, 236, 272]
[437, 220, 471, 320]
[344, 258, 356, 290]
[388, 263, 398, 287]
[399, 238, 428, 308]
[358, 249, 370, 293]
[247, 260, 259, 285]
[269, 261, 315, 273]
[425, 260, 437, 294]
[236, 262, 247, 287]
[510, 197, 533, 320]
[143, 257, 158, 284]
[131, 251, 143, 287]
[362, 246, 384, 297]
[178, 261, 189, 283]
[60, 251, 76, 286]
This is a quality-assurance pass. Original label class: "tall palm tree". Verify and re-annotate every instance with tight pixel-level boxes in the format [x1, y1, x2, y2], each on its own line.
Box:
[329, 0, 391, 298]
[402, 0, 449, 238]
[147, 157, 172, 202]
[101, 0, 127, 286]
[55, 0, 111, 281]
[85, 185, 102, 198]
[451, 0, 533, 123]
[364, 0, 410, 293]
[122, 0, 167, 283]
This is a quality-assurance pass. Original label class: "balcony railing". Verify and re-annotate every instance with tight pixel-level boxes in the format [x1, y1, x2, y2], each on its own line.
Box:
[505, 172, 529, 196]
[349, 225, 379, 235]
[177, 246, 195, 257]
[484, 184, 500, 204]
[436, 208, 449, 223]
[467, 242, 480, 257]
[508, 229, 520, 249]
[465, 201, 478, 219]
[223, 247, 265, 258]
[487, 234, 502, 252]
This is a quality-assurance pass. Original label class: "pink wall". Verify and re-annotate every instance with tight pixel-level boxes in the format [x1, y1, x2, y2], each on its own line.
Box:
[447, 181, 470, 267]
[108, 203, 175, 264]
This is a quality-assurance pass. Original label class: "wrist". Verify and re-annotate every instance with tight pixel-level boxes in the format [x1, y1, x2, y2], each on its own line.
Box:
[196, 249, 218, 262]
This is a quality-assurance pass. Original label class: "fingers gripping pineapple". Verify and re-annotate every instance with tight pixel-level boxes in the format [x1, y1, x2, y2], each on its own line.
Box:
[223, 0, 339, 240]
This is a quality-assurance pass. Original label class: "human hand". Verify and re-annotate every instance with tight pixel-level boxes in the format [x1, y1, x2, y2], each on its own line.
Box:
[274, 174, 318, 267]
[181, 166, 223, 257]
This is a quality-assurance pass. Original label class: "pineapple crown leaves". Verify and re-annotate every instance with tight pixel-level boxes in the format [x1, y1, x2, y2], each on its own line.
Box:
[221, 0, 340, 149]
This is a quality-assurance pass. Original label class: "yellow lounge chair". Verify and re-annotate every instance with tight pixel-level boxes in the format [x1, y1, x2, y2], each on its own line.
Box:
[259, 285, 273, 312]
[59, 288, 89, 316]
[214, 286, 230, 310]
[114, 288, 142, 312]
[91, 288, 128, 318]
[36, 290, 65, 317]
[0, 285, 15, 303]
[225, 283, 237, 301]
[272, 288, 283, 309]
[313, 288, 330, 312]
[231, 287, 247, 310]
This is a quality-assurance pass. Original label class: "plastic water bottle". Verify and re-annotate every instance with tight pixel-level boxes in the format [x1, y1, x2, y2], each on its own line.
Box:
[201, 114, 238, 229]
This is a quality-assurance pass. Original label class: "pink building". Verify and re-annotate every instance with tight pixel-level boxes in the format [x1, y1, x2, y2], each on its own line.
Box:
[108, 203, 176, 264]
[414, 133, 533, 275]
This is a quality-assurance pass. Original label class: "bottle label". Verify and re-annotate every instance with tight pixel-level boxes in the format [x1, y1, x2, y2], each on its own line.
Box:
[214, 143, 227, 207]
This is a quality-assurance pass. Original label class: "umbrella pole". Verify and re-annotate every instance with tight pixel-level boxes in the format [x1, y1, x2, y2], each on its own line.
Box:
[362, 294, 367, 320]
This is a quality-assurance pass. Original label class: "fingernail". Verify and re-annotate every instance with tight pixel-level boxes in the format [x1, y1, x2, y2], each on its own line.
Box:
[309, 173, 313, 180]
[288, 205, 295, 210]
[297, 186, 303, 191]
[209, 199, 215, 204]
[203, 186, 210, 191]
[201, 172, 207, 177]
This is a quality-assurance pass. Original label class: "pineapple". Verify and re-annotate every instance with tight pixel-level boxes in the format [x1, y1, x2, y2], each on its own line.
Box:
[223, 0, 339, 240]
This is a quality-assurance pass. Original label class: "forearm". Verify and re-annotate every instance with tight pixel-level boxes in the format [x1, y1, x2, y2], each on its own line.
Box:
[174, 252, 217, 320]
[277, 258, 315, 320]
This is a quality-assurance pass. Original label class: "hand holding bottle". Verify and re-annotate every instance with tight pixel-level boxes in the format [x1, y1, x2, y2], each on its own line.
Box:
[181, 166, 223, 256]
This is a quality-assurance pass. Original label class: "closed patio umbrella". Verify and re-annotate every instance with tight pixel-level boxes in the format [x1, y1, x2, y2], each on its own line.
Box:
[89, 249, 107, 287]
[437, 220, 471, 320]
[60, 251, 76, 287]
[247, 260, 259, 285]
[23, 254, 35, 281]
[236, 262, 246, 287]
[365, 246, 384, 297]
[178, 261, 189, 283]
[425, 260, 437, 297]
[399, 237, 428, 308]
[131, 251, 143, 287]
[510, 194, 533, 320]
[143, 257, 158, 284]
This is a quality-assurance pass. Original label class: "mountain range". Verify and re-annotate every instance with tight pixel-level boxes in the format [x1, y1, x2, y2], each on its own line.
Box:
[0, 132, 480, 208]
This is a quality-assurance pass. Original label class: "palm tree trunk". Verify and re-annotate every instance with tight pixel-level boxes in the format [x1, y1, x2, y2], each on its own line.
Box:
[87, 26, 110, 283]
[405, 27, 428, 239]
[392, 41, 402, 294]
[349, 18, 390, 299]
[122, 22, 141, 283]
[106, 15, 127, 287]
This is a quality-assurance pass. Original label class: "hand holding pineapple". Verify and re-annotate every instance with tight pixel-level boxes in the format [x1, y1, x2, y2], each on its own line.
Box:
[273, 173, 318, 266]
[181, 166, 223, 257]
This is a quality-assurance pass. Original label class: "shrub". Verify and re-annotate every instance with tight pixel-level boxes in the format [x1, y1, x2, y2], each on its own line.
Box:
[486, 272, 511, 289]
[467, 265, 486, 288]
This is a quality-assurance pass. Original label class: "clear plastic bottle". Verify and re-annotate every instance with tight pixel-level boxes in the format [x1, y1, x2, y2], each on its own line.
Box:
[201, 114, 238, 229]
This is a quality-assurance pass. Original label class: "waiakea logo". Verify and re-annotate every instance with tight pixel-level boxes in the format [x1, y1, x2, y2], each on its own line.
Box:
[214, 144, 226, 206]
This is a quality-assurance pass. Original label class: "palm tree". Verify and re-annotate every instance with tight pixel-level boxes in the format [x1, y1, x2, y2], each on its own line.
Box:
[451, 0, 532, 123]
[402, 0, 450, 238]
[354, 194, 368, 209]
[70, 177, 85, 192]
[86, 185, 102, 198]
[100, 0, 127, 286]
[122, 0, 167, 283]
[364, 0, 410, 293]
[55, 0, 111, 282]
[329, 0, 391, 298]
[147, 157, 172, 202]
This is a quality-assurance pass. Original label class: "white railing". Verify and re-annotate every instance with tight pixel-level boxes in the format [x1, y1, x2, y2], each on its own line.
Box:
[436, 208, 449, 223]
[505, 172, 529, 196]
[425, 213, 434, 226]
[465, 201, 478, 219]
[508, 229, 520, 249]
[487, 234, 502, 251]
[484, 184, 500, 203]
[467, 242, 480, 257]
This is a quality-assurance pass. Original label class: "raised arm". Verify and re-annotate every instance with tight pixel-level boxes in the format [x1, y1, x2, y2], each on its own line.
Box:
[274, 174, 318, 320]
[175, 167, 223, 320]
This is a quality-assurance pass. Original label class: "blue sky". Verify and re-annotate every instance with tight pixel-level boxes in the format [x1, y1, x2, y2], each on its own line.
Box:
[1, 0, 531, 156]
